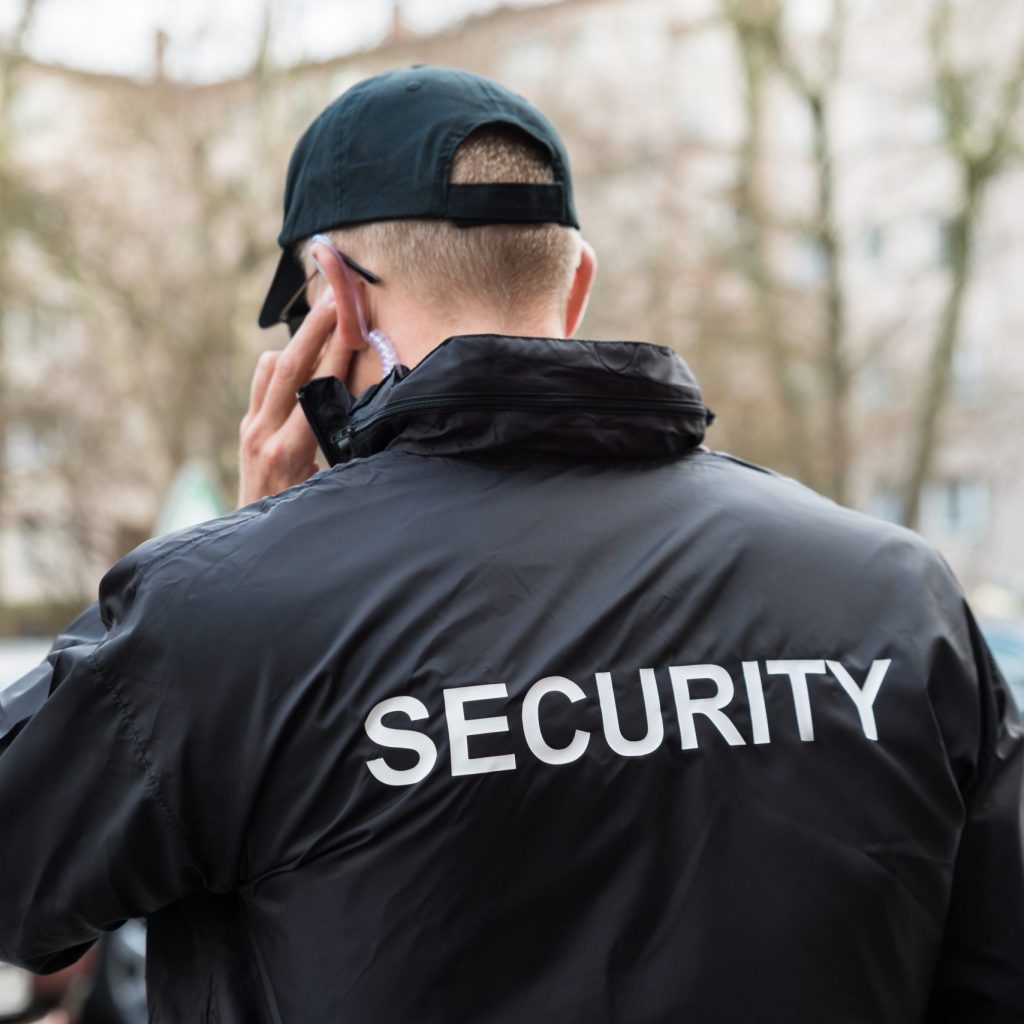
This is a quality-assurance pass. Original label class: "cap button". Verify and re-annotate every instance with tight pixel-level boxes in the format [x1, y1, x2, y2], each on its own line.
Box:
[407, 81, 422, 91]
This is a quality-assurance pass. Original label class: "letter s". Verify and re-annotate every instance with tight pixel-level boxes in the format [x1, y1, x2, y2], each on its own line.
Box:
[365, 696, 437, 786]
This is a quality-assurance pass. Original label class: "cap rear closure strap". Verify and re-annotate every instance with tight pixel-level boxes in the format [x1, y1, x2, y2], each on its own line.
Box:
[446, 183, 567, 225]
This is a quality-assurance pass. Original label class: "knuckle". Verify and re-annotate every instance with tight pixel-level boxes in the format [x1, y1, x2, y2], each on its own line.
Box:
[274, 352, 296, 379]
[240, 425, 262, 456]
[263, 438, 287, 469]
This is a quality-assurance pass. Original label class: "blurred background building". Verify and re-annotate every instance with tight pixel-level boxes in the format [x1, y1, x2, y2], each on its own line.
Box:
[1, 0, 1023, 633]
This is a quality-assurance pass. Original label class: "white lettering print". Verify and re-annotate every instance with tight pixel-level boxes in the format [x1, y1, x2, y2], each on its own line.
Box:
[364, 658, 893, 786]
[443, 683, 517, 777]
[523, 676, 591, 765]
[596, 669, 663, 757]
[765, 660, 827, 742]
[741, 662, 771, 745]
[365, 696, 437, 786]
[825, 659, 890, 742]
[669, 664, 746, 750]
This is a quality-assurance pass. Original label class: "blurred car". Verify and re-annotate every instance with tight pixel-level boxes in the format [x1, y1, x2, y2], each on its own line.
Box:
[0, 954, 95, 1024]
[0, 963, 34, 1022]
[0, 927, 145, 1024]
[981, 619, 1024, 711]
[79, 922, 147, 1024]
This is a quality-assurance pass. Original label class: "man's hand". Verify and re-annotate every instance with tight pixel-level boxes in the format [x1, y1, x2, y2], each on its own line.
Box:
[238, 287, 362, 506]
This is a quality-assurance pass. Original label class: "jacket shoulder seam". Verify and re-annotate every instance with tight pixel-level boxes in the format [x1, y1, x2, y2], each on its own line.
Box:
[704, 449, 783, 478]
[87, 642, 204, 871]
[128, 466, 366, 592]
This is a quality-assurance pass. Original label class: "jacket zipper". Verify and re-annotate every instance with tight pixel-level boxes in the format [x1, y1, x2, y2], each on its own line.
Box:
[331, 392, 709, 448]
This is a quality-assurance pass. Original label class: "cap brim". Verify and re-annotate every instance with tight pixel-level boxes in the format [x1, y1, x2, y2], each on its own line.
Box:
[258, 249, 307, 329]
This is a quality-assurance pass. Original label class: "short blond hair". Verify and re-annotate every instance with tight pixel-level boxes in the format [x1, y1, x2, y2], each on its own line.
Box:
[302, 125, 581, 321]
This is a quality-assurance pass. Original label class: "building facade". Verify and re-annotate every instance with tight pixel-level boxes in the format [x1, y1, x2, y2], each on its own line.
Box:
[2, 0, 1022, 614]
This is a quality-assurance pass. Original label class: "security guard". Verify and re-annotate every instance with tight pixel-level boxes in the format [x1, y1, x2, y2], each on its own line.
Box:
[1, 67, 1022, 1024]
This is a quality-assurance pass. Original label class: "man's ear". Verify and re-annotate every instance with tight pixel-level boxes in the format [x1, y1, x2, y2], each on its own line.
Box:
[564, 240, 597, 338]
[309, 239, 370, 353]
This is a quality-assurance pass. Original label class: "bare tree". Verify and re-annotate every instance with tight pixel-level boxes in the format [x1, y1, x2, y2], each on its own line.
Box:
[0, 3, 283, 614]
[721, 0, 850, 501]
[0, 0, 52, 603]
[723, 0, 813, 485]
[58, 3, 282, 516]
[900, 0, 1024, 528]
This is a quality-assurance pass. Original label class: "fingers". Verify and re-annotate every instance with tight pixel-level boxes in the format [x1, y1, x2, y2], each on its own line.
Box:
[238, 401, 319, 507]
[237, 239, 379, 506]
[247, 349, 279, 419]
[259, 293, 338, 428]
[273, 401, 321, 475]
[313, 320, 358, 384]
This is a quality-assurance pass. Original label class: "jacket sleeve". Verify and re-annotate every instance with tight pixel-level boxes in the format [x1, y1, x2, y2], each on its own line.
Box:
[926, 606, 1024, 1022]
[0, 602, 104, 755]
[0, 571, 206, 973]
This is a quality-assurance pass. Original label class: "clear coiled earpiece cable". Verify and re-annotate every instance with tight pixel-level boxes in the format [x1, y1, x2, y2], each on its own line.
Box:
[312, 233, 398, 381]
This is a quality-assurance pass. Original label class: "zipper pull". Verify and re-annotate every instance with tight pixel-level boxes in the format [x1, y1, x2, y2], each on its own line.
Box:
[331, 425, 356, 465]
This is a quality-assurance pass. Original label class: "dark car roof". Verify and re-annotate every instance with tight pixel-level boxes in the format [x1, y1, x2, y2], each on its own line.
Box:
[980, 619, 1024, 710]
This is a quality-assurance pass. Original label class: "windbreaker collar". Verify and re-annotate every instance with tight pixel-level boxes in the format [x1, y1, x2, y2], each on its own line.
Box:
[297, 334, 713, 465]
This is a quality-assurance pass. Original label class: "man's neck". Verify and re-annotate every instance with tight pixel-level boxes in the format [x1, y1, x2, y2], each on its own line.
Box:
[403, 314, 565, 364]
[347, 311, 565, 396]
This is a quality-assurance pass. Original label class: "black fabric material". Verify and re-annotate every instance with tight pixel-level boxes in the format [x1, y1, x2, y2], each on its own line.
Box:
[1, 336, 1022, 1023]
[299, 335, 712, 467]
[446, 183, 568, 224]
[0, 602, 106, 754]
[259, 66, 579, 328]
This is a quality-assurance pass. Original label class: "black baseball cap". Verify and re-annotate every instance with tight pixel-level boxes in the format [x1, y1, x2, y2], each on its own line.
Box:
[258, 65, 580, 328]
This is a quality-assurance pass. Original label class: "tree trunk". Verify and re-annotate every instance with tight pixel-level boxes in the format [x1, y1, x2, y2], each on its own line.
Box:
[0, 0, 41, 605]
[732, 12, 815, 486]
[900, 192, 975, 529]
[809, 92, 849, 505]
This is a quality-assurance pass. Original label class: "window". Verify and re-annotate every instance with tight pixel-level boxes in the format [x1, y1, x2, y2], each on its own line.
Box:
[5, 423, 55, 473]
[784, 0, 835, 35]
[2, 302, 65, 363]
[867, 486, 903, 525]
[671, 29, 741, 147]
[848, 90, 891, 147]
[904, 94, 946, 145]
[789, 235, 829, 286]
[862, 224, 886, 271]
[861, 356, 892, 409]
[932, 217, 961, 270]
[921, 478, 991, 543]
[952, 342, 987, 404]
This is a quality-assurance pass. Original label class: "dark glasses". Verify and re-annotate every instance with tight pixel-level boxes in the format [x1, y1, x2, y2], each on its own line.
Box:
[278, 246, 382, 336]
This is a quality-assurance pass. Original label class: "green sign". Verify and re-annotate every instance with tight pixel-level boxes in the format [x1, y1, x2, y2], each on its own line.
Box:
[154, 460, 228, 537]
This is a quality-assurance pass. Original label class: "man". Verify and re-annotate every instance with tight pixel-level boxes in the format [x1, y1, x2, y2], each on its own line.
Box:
[1, 66, 1022, 1023]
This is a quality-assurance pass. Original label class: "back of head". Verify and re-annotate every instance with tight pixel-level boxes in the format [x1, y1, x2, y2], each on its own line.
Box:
[313, 125, 582, 325]
[259, 66, 586, 335]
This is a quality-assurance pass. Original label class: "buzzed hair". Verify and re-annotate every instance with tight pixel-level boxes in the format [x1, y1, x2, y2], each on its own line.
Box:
[301, 125, 581, 322]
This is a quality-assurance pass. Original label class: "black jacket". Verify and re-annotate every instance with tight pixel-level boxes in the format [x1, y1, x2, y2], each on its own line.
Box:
[1, 335, 1022, 1023]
